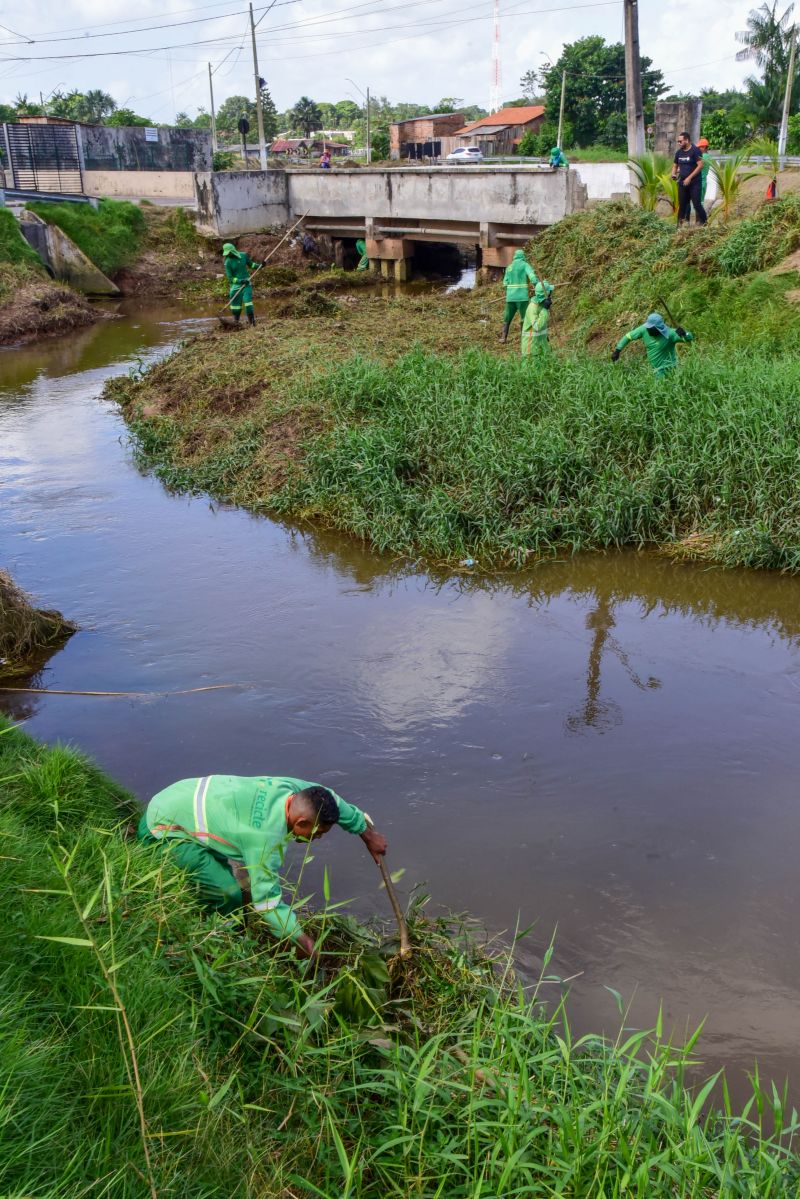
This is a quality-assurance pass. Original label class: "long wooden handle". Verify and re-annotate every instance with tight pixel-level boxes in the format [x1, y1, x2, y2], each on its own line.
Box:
[378, 857, 411, 958]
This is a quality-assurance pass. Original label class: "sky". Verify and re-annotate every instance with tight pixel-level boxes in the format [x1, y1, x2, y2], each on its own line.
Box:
[0, 0, 761, 123]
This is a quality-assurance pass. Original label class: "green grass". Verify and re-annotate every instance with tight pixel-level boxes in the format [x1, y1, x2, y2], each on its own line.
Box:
[266, 348, 800, 570]
[26, 197, 146, 277]
[3, 714, 800, 1196]
[0, 207, 43, 269]
[528, 200, 800, 352]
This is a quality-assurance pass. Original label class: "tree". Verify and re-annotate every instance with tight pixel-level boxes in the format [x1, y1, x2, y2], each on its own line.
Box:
[316, 101, 340, 128]
[334, 99, 361, 127]
[519, 69, 539, 100]
[216, 95, 255, 132]
[737, 2, 797, 129]
[175, 112, 192, 127]
[105, 108, 150, 127]
[0, 103, 17, 122]
[289, 96, 322, 137]
[371, 127, 390, 158]
[81, 89, 117, 123]
[535, 36, 665, 146]
[259, 83, 279, 141]
[435, 96, 463, 113]
[13, 93, 43, 116]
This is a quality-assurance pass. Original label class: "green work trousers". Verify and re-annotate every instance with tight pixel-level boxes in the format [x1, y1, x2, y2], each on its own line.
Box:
[229, 281, 254, 316]
[503, 299, 529, 325]
[137, 813, 243, 914]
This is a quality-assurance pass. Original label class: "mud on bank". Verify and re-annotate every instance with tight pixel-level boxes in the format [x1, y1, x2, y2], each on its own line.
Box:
[0, 263, 103, 347]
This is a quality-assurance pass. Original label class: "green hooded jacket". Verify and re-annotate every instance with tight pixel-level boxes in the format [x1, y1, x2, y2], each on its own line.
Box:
[616, 313, 694, 375]
[521, 280, 555, 356]
[222, 244, 259, 286]
[503, 250, 538, 301]
[143, 775, 367, 942]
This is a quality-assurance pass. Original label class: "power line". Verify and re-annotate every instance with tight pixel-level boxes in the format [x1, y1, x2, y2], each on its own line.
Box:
[0, 0, 620, 61]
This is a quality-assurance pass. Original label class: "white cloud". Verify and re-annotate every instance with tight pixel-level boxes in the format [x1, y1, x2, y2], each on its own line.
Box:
[0, 0, 758, 120]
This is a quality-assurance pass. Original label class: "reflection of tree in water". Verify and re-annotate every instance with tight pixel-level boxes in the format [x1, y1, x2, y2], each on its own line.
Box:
[564, 594, 661, 735]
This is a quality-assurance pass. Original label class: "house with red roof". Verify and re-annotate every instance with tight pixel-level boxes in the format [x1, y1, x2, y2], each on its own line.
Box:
[454, 105, 545, 157]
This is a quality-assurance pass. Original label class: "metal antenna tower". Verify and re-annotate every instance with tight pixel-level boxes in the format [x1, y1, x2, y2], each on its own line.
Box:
[489, 0, 502, 114]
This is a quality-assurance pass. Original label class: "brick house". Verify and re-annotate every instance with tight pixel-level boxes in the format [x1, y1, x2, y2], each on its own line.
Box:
[389, 113, 466, 160]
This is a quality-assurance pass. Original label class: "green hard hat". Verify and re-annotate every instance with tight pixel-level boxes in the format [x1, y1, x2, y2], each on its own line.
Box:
[222, 242, 237, 256]
[551, 146, 561, 154]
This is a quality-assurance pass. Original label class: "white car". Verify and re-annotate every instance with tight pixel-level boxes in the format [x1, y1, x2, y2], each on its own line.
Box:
[447, 146, 484, 164]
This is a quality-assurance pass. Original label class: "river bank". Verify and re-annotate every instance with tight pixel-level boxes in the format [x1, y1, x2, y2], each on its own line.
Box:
[109, 199, 800, 572]
[3, 712, 799, 1197]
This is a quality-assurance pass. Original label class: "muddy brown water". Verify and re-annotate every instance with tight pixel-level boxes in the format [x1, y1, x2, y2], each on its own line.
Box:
[2, 302, 799, 1104]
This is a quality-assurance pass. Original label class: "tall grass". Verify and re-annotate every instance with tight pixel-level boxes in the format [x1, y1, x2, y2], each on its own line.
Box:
[0, 569, 76, 676]
[270, 347, 800, 570]
[2, 714, 800, 1196]
[27, 198, 146, 277]
[0, 207, 43, 268]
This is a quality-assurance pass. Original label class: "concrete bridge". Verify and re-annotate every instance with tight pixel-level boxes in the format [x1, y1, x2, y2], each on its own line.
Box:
[194, 166, 588, 278]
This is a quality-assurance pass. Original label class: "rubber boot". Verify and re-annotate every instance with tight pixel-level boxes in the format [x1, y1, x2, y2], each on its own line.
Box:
[498, 322, 511, 344]
[232, 310, 241, 324]
[247, 310, 256, 327]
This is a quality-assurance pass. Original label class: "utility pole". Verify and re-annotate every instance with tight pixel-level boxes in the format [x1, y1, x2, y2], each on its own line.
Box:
[557, 69, 566, 148]
[623, 0, 645, 157]
[249, 2, 267, 169]
[366, 86, 371, 164]
[208, 63, 218, 153]
[778, 24, 797, 157]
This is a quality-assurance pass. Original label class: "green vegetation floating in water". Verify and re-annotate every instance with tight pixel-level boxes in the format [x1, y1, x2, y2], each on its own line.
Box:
[26, 197, 146, 277]
[2, 714, 800, 1196]
[0, 207, 44, 270]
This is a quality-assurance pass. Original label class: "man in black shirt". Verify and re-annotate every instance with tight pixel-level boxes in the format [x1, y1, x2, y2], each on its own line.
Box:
[672, 131, 707, 226]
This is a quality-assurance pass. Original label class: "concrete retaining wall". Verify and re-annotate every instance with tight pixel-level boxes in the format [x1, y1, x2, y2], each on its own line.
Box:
[83, 170, 196, 200]
[80, 125, 212, 173]
[195, 170, 290, 235]
[18, 209, 119, 294]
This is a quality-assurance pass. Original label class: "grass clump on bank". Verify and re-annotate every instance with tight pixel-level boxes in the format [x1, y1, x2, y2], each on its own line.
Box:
[271, 348, 800, 570]
[0, 570, 76, 676]
[0, 207, 44, 270]
[3, 713, 800, 1197]
[27, 197, 146, 277]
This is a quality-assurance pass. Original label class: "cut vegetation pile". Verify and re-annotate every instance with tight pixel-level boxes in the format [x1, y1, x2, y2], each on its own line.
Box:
[3, 713, 800, 1197]
[0, 570, 76, 676]
[0, 208, 98, 345]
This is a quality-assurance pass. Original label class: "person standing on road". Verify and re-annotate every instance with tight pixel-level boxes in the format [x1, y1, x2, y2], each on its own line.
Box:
[521, 279, 555, 358]
[611, 312, 694, 376]
[500, 249, 538, 343]
[222, 242, 261, 326]
[672, 131, 707, 226]
[138, 774, 388, 963]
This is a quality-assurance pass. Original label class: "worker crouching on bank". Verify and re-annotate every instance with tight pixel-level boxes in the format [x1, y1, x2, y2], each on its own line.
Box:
[138, 774, 387, 963]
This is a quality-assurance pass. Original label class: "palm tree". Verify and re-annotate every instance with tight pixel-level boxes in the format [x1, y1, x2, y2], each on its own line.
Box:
[736, 1, 794, 74]
[737, 3, 795, 127]
[657, 173, 680, 214]
[708, 149, 764, 219]
[80, 89, 117, 123]
[289, 96, 322, 138]
[628, 153, 671, 211]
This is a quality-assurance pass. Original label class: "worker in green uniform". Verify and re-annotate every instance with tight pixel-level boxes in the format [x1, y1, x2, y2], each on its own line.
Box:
[520, 279, 555, 358]
[611, 312, 694, 376]
[355, 238, 369, 271]
[549, 146, 569, 168]
[222, 242, 261, 325]
[500, 249, 538, 343]
[138, 774, 388, 961]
